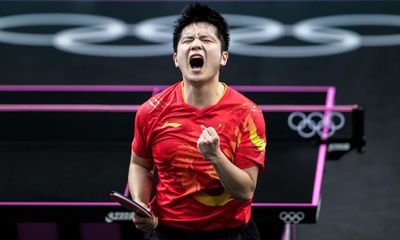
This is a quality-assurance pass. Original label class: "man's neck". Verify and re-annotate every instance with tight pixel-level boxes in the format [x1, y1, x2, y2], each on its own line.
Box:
[183, 80, 225, 108]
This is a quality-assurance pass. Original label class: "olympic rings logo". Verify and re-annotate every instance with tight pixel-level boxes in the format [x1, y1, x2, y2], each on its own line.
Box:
[0, 13, 400, 57]
[288, 112, 345, 138]
[279, 211, 305, 224]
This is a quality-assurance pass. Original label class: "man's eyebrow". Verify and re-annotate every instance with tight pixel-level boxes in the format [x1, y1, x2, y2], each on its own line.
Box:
[181, 34, 194, 39]
[182, 33, 215, 39]
[199, 34, 215, 39]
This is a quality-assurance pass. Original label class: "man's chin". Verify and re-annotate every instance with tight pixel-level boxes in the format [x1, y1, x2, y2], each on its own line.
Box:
[190, 67, 203, 73]
[185, 73, 207, 83]
[185, 77, 212, 86]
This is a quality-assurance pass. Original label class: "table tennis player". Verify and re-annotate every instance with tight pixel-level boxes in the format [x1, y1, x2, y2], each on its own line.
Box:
[128, 3, 267, 240]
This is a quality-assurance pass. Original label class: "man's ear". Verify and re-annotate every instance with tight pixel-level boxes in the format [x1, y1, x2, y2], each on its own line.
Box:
[173, 53, 179, 67]
[220, 51, 229, 67]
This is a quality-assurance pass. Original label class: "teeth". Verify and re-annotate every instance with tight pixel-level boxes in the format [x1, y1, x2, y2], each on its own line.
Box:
[190, 55, 202, 60]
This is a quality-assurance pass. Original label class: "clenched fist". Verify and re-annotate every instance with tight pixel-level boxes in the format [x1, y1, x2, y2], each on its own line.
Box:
[197, 125, 221, 160]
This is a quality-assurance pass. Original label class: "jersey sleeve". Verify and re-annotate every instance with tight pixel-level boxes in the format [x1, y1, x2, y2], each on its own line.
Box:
[131, 103, 153, 160]
[234, 107, 267, 172]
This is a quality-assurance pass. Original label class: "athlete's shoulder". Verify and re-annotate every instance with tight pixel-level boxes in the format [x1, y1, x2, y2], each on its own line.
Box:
[225, 86, 262, 112]
[139, 82, 180, 115]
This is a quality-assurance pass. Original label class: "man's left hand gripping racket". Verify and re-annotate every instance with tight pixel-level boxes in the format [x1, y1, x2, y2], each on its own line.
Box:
[109, 191, 153, 218]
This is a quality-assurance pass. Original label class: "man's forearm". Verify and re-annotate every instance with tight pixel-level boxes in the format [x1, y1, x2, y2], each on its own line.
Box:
[208, 151, 257, 202]
[128, 162, 154, 206]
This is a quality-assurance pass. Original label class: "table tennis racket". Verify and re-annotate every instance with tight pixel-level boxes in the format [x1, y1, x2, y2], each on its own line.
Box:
[109, 191, 153, 218]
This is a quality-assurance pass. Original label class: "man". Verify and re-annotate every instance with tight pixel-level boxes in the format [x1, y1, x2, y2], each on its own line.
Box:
[128, 3, 266, 240]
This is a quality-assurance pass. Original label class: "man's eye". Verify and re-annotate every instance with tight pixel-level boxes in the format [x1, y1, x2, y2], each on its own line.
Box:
[182, 39, 192, 43]
[202, 38, 212, 42]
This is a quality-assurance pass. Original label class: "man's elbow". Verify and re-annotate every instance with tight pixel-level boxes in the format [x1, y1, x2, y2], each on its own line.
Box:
[232, 189, 254, 202]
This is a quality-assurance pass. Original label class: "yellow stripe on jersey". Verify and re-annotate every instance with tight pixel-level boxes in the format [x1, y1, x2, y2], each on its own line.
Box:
[161, 122, 182, 128]
[244, 115, 266, 151]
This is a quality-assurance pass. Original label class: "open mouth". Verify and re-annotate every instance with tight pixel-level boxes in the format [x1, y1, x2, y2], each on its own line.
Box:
[189, 55, 204, 70]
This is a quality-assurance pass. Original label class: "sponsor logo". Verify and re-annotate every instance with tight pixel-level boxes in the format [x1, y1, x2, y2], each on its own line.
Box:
[105, 211, 133, 223]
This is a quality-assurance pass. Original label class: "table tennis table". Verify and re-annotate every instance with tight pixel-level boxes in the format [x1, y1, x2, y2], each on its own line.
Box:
[0, 85, 365, 240]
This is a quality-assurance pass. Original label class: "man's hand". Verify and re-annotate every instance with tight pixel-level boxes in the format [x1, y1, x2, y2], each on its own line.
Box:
[197, 125, 221, 160]
[132, 203, 158, 231]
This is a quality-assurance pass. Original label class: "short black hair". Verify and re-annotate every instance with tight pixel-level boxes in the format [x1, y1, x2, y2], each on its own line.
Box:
[173, 3, 230, 53]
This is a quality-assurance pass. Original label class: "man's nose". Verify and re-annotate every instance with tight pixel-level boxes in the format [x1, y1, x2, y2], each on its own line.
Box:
[190, 39, 202, 51]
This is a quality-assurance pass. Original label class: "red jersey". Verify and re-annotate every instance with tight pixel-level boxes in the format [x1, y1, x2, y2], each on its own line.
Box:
[132, 82, 266, 231]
